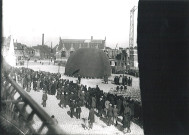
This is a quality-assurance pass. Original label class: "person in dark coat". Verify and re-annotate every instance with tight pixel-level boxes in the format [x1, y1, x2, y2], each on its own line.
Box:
[122, 75, 125, 85]
[104, 74, 108, 84]
[88, 108, 95, 129]
[124, 85, 127, 91]
[40, 77, 44, 89]
[125, 76, 128, 85]
[78, 74, 81, 84]
[33, 79, 37, 91]
[51, 81, 56, 95]
[122, 104, 131, 133]
[80, 91, 85, 106]
[63, 92, 68, 107]
[76, 103, 82, 119]
[97, 97, 104, 117]
[116, 98, 122, 115]
[114, 76, 116, 84]
[120, 86, 123, 92]
[70, 100, 75, 118]
[128, 77, 131, 86]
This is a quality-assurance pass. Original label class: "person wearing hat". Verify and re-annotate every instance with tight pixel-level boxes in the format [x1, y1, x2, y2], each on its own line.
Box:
[113, 105, 119, 126]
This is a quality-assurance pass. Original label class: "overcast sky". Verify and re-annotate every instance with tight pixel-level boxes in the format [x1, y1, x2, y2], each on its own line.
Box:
[3, 0, 138, 48]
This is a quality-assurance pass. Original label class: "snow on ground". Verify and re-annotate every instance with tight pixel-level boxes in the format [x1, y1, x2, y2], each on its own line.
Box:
[19, 60, 140, 92]
[17, 60, 143, 135]
[28, 90, 143, 135]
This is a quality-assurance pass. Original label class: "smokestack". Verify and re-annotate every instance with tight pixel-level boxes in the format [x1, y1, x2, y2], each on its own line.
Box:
[42, 33, 44, 45]
[91, 36, 93, 41]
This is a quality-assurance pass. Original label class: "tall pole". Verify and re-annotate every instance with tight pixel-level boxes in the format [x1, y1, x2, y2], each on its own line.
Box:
[129, 6, 137, 69]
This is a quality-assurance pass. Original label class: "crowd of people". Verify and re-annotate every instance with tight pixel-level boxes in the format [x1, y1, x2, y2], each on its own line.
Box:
[114, 75, 133, 86]
[8, 67, 142, 133]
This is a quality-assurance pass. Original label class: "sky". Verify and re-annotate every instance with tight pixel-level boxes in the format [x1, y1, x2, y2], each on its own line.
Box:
[3, 0, 138, 48]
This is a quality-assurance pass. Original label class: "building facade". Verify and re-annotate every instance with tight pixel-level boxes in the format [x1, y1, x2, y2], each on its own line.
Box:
[14, 43, 26, 65]
[105, 47, 129, 74]
[55, 36, 106, 61]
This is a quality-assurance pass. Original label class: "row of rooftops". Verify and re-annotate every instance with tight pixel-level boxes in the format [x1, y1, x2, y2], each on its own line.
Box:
[57, 37, 106, 51]
[3, 36, 137, 55]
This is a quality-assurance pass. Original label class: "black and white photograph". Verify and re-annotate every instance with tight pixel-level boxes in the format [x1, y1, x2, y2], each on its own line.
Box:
[1, 0, 189, 135]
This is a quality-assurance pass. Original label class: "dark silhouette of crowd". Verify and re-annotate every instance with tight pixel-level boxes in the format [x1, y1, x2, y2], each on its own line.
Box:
[8, 67, 142, 133]
[114, 75, 132, 86]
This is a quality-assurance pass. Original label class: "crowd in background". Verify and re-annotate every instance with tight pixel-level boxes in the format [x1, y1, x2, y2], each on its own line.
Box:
[114, 75, 133, 86]
[7, 67, 142, 133]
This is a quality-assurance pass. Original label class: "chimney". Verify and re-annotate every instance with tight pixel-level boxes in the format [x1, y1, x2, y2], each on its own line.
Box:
[91, 36, 93, 41]
[42, 33, 44, 45]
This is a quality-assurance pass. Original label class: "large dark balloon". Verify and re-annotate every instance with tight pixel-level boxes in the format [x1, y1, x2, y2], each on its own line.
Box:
[65, 48, 111, 78]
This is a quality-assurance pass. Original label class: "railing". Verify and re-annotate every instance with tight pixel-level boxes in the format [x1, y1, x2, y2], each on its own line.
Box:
[1, 71, 66, 135]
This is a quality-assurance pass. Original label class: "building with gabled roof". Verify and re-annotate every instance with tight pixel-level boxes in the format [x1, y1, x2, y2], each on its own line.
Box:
[55, 36, 106, 62]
